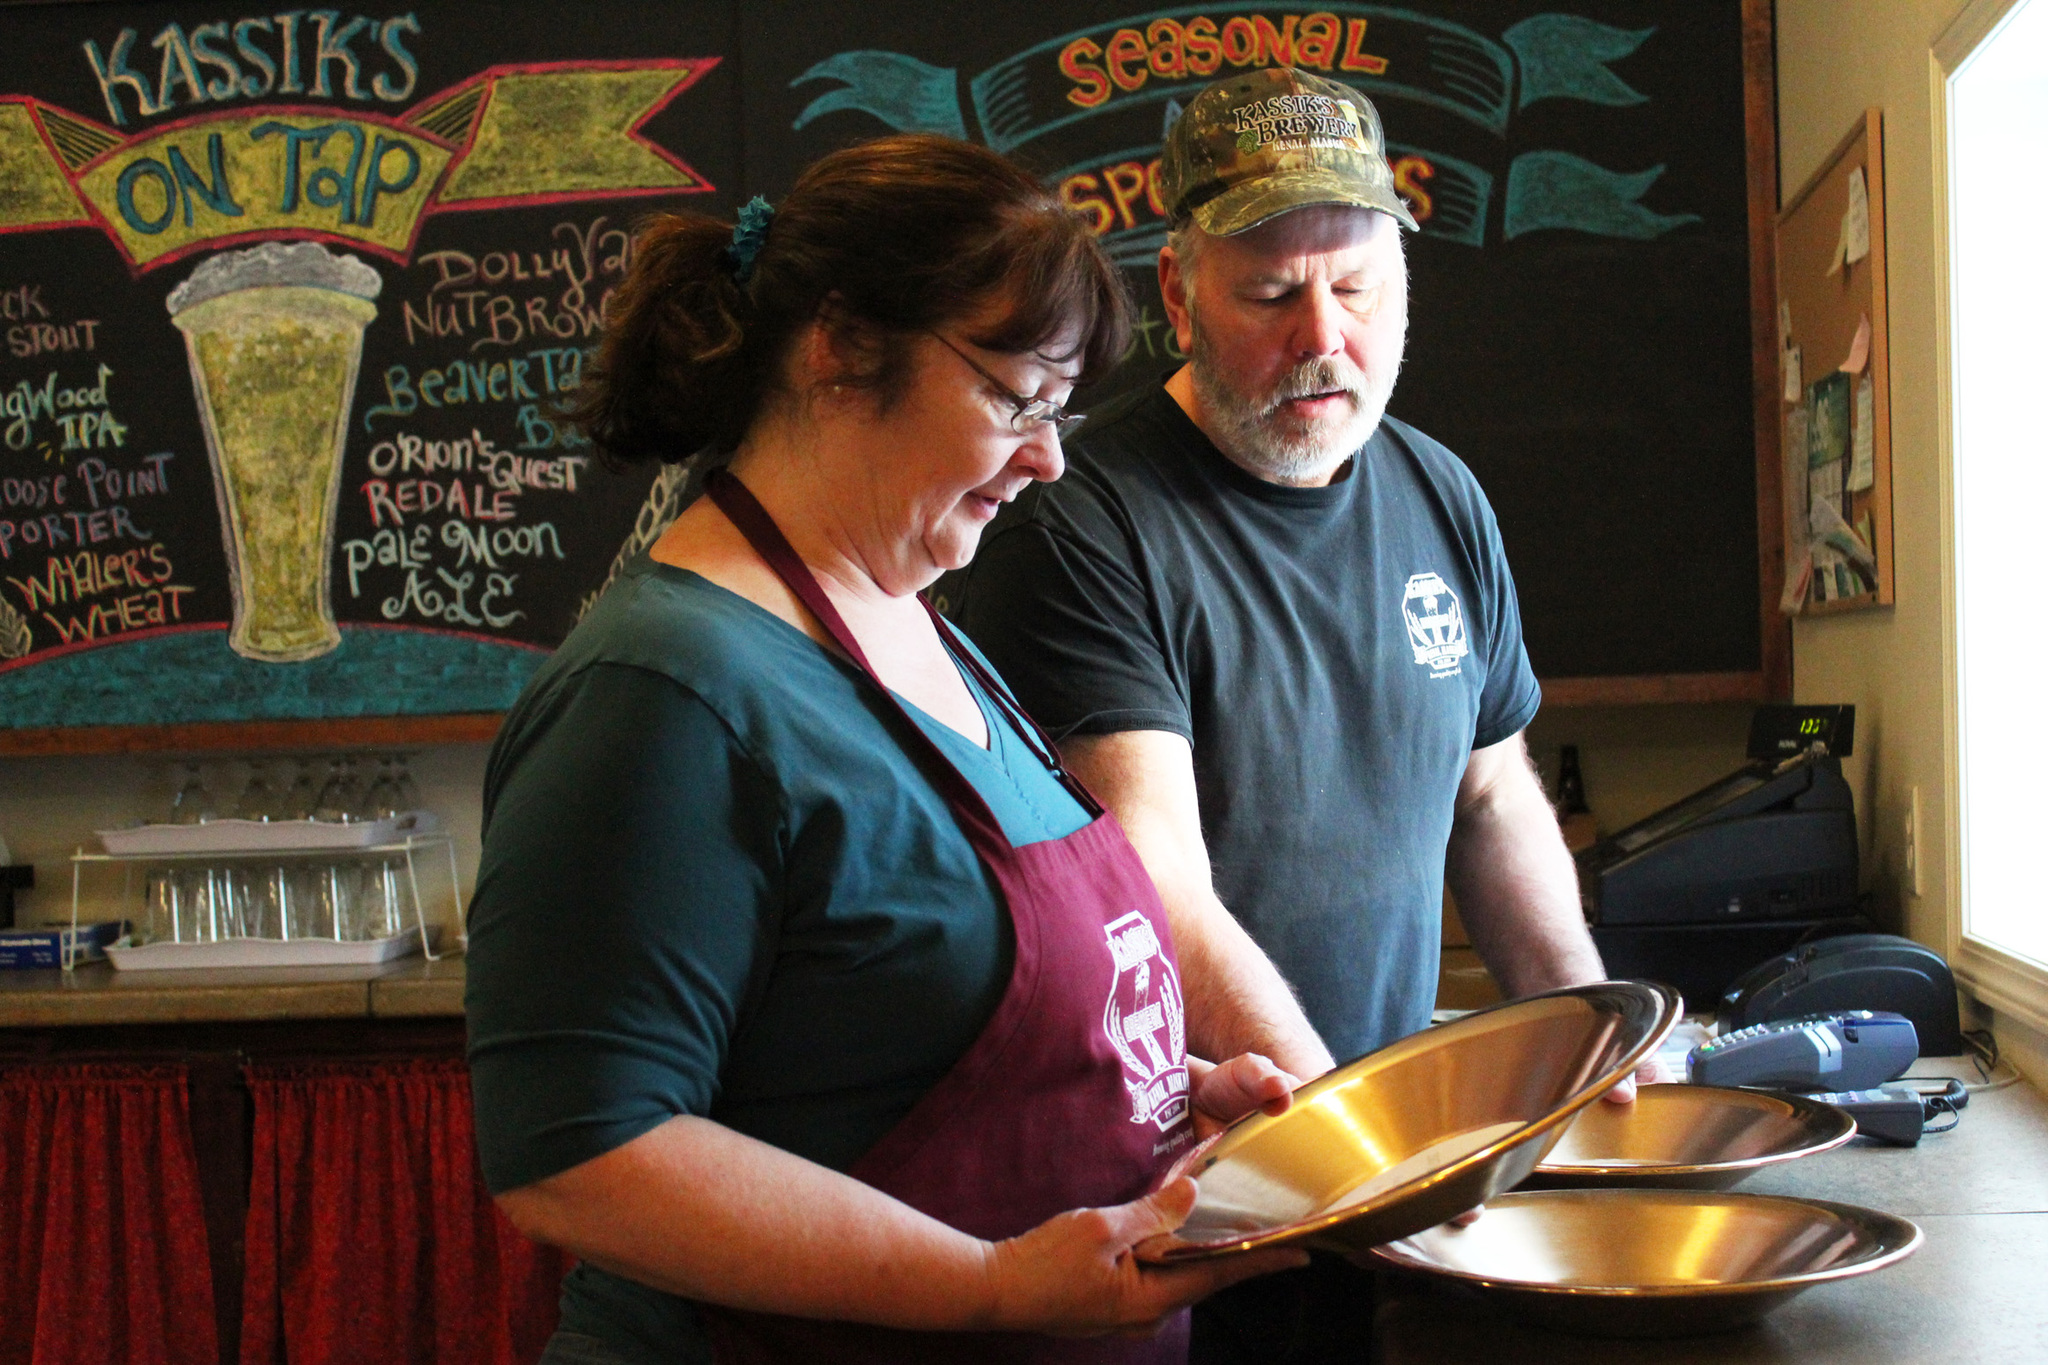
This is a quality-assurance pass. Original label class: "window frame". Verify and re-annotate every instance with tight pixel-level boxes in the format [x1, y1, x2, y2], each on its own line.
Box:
[1933, 0, 2048, 1035]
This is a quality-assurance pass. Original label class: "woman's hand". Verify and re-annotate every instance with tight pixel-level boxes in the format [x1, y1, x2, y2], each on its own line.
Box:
[1188, 1052, 1299, 1139]
[980, 1176, 1307, 1337]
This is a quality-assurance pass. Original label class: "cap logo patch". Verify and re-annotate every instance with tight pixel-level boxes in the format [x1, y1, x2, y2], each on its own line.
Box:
[1228, 93, 1366, 155]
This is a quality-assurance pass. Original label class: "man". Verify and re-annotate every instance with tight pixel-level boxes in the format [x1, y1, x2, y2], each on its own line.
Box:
[955, 64, 1613, 1079]
[947, 65, 1625, 1360]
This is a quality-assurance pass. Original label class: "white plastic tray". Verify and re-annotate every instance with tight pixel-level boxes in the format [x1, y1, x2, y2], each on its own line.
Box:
[97, 812, 440, 856]
[105, 933, 424, 970]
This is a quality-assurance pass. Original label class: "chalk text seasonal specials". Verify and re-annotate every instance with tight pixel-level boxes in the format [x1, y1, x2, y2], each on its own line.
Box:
[1060, 148, 1442, 235]
[1058, 13, 1389, 108]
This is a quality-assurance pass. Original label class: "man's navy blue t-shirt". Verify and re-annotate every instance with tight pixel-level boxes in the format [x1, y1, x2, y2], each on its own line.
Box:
[944, 386, 1541, 1062]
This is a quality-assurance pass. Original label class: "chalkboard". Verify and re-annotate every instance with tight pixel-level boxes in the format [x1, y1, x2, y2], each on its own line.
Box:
[0, 0, 1781, 754]
[739, 0, 1785, 702]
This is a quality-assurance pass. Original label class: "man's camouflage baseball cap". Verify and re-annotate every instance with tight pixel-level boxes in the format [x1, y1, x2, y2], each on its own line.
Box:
[1159, 66, 1419, 236]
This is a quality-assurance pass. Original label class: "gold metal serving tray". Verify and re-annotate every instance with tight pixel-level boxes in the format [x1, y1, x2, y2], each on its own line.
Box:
[1138, 980, 1681, 1262]
[1522, 1083, 1858, 1190]
[1372, 1188, 1922, 1337]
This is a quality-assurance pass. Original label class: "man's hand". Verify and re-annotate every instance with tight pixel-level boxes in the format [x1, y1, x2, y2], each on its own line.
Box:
[1187, 1052, 1298, 1139]
[1601, 1054, 1670, 1104]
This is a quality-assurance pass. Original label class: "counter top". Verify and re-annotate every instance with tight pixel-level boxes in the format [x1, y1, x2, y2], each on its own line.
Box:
[6, 962, 2044, 1362]
[1376, 1059, 2048, 1363]
[0, 952, 466, 1026]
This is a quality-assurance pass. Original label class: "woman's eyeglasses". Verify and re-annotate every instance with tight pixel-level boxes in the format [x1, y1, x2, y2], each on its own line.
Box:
[928, 332, 1086, 440]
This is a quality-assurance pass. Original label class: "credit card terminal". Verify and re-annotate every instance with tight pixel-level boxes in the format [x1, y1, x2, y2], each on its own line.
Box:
[1687, 1010, 1918, 1091]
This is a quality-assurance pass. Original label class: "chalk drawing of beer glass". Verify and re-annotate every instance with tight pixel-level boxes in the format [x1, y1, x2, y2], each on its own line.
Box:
[167, 241, 382, 662]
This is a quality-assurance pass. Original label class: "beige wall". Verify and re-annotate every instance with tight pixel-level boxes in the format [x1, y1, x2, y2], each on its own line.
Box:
[1525, 703, 1751, 843]
[1778, 0, 2047, 1078]
[4, 708, 1745, 931]
[1777, 0, 1956, 956]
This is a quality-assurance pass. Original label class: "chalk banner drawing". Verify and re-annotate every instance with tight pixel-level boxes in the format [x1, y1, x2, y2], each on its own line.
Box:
[0, 7, 721, 733]
[793, 5, 1701, 257]
[1, 60, 715, 267]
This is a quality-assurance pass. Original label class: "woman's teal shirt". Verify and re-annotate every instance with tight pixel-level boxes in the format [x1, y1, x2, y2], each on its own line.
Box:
[465, 556, 1092, 1361]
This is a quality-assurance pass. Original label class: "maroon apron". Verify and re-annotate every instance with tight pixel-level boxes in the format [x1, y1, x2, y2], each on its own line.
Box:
[698, 470, 1197, 1364]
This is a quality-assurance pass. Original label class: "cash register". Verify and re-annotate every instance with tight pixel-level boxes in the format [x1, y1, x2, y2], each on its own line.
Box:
[1577, 705, 1869, 1005]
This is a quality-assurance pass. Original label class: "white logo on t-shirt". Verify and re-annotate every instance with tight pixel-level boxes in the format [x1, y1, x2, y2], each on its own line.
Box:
[1101, 910, 1190, 1131]
[1403, 572, 1469, 679]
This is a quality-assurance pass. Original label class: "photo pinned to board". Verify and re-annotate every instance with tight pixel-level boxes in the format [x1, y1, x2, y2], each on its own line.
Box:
[1826, 166, 1870, 276]
[1779, 404, 1811, 615]
[1807, 372, 1851, 528]
[1780, 300, 1802, 402]
[1808, 372, 1851, 471]
[1849, 374, 1876, 493]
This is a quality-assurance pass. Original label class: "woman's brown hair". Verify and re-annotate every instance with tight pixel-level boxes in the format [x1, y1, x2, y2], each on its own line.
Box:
[570, 134, 1132, 465]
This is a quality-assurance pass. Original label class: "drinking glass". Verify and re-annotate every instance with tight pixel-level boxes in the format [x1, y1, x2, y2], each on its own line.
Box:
[217, 867, 252, 939]
[355, 856, 416, 940]
[168, 764, 218, 825]
[308, 863, 353, 939]
[364, 758, 404, 822]
[313, 758, 367, 823]
[172, 867, 218, 941]
[236, 760, 285, 822]
[393, 755, 420, 811]
[264, 864, 294, 939]
[142, 867, 176, 944]
[286, 864, 327, 939]
[283, 759, 318, 821]
[229, 866, 284, 939]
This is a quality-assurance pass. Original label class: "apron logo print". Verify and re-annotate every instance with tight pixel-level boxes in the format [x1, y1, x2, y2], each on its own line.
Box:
[1402, 571, 1469, 678]
[1102, 910, 1189, 1132]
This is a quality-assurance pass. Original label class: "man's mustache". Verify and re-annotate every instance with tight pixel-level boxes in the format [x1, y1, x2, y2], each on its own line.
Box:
[1265, 359, 1365, 411]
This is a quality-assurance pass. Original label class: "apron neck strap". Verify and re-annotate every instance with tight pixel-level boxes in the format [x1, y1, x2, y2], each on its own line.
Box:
[704, 467, 1017, 846]
[706, 467, 877, 678]
[922, 602, 1102, 817]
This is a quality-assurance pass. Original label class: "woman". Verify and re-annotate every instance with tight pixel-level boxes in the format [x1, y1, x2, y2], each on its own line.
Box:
[464, 136, 1305, 1365]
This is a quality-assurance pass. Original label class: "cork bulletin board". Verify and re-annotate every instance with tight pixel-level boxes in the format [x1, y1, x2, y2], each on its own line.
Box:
[1775, 107, 1892, 613]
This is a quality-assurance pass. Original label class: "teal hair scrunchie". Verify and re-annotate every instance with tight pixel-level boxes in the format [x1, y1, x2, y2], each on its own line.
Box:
[720, 196, 775, 285]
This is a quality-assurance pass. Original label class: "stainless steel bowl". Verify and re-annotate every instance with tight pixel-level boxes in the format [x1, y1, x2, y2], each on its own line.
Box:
[1371, 1188, 1922, 1337]
[1139, 980, 1680, 1262]
[1521, 1084, 1858, 1190]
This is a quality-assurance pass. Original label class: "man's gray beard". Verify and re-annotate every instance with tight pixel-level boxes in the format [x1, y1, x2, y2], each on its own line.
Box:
[1188, 323, 1401, 483]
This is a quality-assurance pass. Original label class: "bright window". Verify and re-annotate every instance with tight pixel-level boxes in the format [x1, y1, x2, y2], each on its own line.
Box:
[1950, 0, 2048, 969]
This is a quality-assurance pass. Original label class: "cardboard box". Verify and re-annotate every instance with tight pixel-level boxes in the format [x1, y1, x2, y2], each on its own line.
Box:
[0, 921, 126, 969]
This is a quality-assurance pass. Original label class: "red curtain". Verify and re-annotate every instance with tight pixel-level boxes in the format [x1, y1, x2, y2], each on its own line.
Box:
[0, 1063, 219, 1365]
[238, 1057, 570, 1365]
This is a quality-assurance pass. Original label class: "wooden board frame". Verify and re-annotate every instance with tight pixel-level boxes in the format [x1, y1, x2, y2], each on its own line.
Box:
[0, 713, 503, 756]
[1774, 107, 1895, 614]
[0, 0, 1792, 750]
[1523, 0, 1790, 708]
